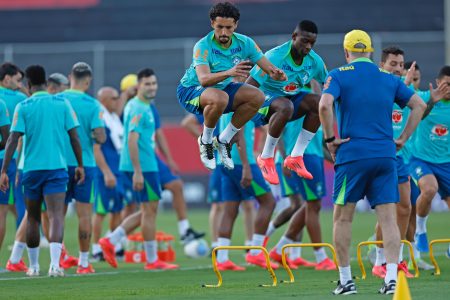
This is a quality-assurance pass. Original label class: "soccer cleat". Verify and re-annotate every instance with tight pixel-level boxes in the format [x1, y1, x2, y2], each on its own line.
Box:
[76, 264, 95, 274]
[379, 280, 396, 295]
[269, 249, 298, 269]
[144, 259, 179, 270]
[332, 280, 357, 295]
[180, 228, 206, 245]
[99, 237, 118, 268]
[283, 156, 313, 180]
[398, 261, 414, 278]
[408, 258, 434, 271]
[290, 257, 316, 268]
[414, 232, 429, 252]
[198, 136, 216, 170]
[213, 137, 234, 170]
[59, 246, 78, 269]
[48, 265, 65, 277]
[257, 155, 279, 185]
[372, 264, 386, 279]
[315, 258, 336, 271]
[245, 252, 279, 270]
[216, 260, 246, 271]
[26, 266, 40, 277]
[6, 260, 28, 272]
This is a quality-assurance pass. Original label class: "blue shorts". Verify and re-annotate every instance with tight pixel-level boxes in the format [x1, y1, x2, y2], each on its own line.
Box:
[410, 177, 419, 205]
[0, 159, 16, 205]
[333, 158, 399, 209]
[409, 157, 450, 198]
[94, 173, 125, 214]
[120, 172, 134, 204]
[22, 169, 69, 200]
[396, 155, 410, 184]
[208, 165, 223, 203]
[252, 91, 308, 126]
[14, 169, 26, 226]
[124, 172, 161, 203]
[222, 164, 270, 201]
[157, 156, 180, 187]
[66, 166, 97, 204]
[177, 82, 244, 115]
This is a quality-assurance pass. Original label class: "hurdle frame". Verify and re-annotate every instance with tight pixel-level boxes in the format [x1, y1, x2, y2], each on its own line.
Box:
[429, 238, 450, 276]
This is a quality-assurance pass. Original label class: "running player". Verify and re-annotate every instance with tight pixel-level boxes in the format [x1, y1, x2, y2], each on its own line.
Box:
[0, 65, 84, 277]
[177, 1, 286, 171]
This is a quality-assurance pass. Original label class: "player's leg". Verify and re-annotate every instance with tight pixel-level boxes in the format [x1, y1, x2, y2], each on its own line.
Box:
[44, 192, 66, 276]
[0, 204, 8, 253]
[207, 166, 224, 249]
[25, 198, 42, 276]
[92, 213, 106, 261]
[6, 210, 28, 271]
[396, 180, 413, 276]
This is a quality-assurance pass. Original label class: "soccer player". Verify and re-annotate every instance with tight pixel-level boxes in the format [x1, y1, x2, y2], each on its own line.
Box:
[319, 30, 425, 295]
[99, 68, 178, 270]
[47, 73, 69, 94]
[60, 62, 106, 274]
[0, 65, 84, 277]
[177, 2, 286, 171]
[247, 20, 327, 185]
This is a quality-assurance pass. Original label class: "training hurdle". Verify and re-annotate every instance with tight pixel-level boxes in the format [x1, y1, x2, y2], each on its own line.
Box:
[356, 240, 419, 279]
[202, 246, 277, 288]
[429, 239, 450, 276]
[279, 243, 338, 284]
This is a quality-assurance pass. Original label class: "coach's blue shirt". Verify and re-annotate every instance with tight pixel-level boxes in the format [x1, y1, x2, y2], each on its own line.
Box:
[323, 58, 414, 165]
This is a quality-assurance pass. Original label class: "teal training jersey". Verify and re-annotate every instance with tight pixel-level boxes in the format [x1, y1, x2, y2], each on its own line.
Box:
[413, 99, 450, 163]
[11, 91, 79, 172]
[119, 97, 158, 172]
[220, 113, 255, 165]
[180, 31, 264, 90]
[58, 89, 104, 167]
[250, 41, 327, 96]
[0, 99, 10, 159]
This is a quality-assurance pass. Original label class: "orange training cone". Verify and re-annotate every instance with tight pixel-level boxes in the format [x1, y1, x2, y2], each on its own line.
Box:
[393, 270, 412, 300]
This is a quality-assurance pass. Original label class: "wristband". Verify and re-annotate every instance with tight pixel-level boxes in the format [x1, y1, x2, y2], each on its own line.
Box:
[325, 136, 336, 143]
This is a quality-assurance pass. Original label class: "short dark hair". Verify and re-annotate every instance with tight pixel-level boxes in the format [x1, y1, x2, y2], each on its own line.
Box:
[438, 66, 450, 79]
[137, 68, 155, 81]
[25, 65, 46, 86]
[404, 61, 420, 71]
[209, 2, 240, 22]
[0, 62, 24, 81]
[296, 20, 318, 34]
[71, 62, 92, 80]
[381, 46, 404, 62]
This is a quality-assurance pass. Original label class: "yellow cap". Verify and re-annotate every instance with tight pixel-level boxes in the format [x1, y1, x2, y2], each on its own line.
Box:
[120, 74, 138, 91]
[343, 30, 374, 53]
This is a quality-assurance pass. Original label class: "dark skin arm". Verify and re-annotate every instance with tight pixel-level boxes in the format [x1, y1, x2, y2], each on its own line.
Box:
[92, 127, 106, 144]
[0, 124, 10, 150]
[68, 128, 85, 184]
[0, 131, 22, 192]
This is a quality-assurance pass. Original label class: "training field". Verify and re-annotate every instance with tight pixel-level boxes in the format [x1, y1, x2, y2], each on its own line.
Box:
[0, 210, 448, 300]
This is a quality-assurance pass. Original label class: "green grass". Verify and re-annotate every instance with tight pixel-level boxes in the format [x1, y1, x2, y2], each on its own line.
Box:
[0, 209, 449, 299]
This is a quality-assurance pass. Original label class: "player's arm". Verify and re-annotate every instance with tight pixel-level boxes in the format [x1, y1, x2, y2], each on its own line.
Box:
[235, 129, 252, 188]
[254, 56, 287, 81]
[15, 137, 23, 186]
[68, 127, 85, 184]
[92, 127, 106, 144]
[155, 129, 179, 173]
[0, 124, 10, 150]
[0, 131, 22, 192]
[196, 62, 252, 87]
[181, 114, 202, 138]
[395, 94, 426, 150]
[128, 132, 144, 191]
[94, 144, 116, 188]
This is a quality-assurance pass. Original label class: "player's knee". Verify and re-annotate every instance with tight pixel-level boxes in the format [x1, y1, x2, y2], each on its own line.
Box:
[304, 94, 320, 113]
[308, 200, 321, 213]
[249, 88, 265, 108]
[397, 200, 411, 215]
[273, 99, 294, 119]
[420, 184, 438, 200]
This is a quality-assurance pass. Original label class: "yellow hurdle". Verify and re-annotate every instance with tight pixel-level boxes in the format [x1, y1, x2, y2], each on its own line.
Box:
[202, 246, 277, 288]
[429, 238, 450, 276]
[356, 240, 419, 279]
[280, 243, 339, 284]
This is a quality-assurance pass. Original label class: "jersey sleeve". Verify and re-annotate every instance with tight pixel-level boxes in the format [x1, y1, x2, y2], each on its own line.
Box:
[91, 103, 105, 130]
[246, 37, 264, 64]
[192, 39, 210, 67]
[250, 65, 269, 87]
[11, 103, 25, 133]
[394, 78, 415, 108]
[313, 57, 329, 84]
[322, 71, 340, 100]
[64, 100, 79, 131]
[151, 105, 161, 130]
[0, 101, 10, 127]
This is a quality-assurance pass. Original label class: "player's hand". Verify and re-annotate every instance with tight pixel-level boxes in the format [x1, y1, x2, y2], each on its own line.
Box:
[167, 158, 180, 174]
[282, 164, 291, 178]
[403, 61, 416, 86]
[75, 167, 85, 185]
[394, 138, 406, 152]
[429, 81, 449, 104]
[104, 171, 117, 188]
[133, 171, 144, 191]
[326, 138, 350, 162]
[268, 66, 287, 81]
[0, 172, 9, 193]
[227, 61, 252, 78]
[240, 165, 253, 188]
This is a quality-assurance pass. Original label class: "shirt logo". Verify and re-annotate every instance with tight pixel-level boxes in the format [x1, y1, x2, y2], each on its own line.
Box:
[232, 57, 241, 65]
[131, 114, 142, 125]
[432, 124, 448, 137]
[284, 82, 299, 93]
[415, 167, 423, 177]
[392, 110, 403, 124]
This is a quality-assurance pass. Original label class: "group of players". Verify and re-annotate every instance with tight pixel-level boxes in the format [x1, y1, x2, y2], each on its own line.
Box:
[0, 1, 448, 296]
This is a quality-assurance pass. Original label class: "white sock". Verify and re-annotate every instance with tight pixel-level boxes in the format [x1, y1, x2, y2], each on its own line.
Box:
[218, 123, 240, 143]
[265, 221, 276, 237]
[178, 219, 190, 236]
[245, 240, 252, 247]
[290, 246, 301, 260]
[375, 247, 386, 266]
[143, 240, 158, 264]
[217, 238, 231, 263]
[249, 234, 265, 256]
[314, 247, 328, 263]
[339, 265, 352, 284]
[416, 215, 428, 234]
[398, 244, 404, 263]
[10, 241, 26, 264]
[290, 129, 315, 157]
[385, 263, 398, 284]
[27, 247, 40, 268]
[115, 242, 123, 252]
[261, 134, 279, 159]
[211, 241, 218, 249]
[201, 126, 215, 144]
[413, 242, 421, 259]
[92, 243, 101, 256]
[49, 242, 62, 269]
[276, 236, 293, 255]
[108, 226, 126, 245]
[79, 251, 89, 268]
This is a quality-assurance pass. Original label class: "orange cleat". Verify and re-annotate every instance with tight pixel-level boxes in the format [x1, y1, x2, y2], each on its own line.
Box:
[257, 155, 279, 185]
[76, 264, 95, 274]
[99, 237, 118, 268]
[315, 258, 336, 271]
[269, 248, 298, 269]
[372, 264, 386, 279]
[144, 259, 179, 270]
[217, 260, 246, 271]
[60, 256, 79, 269]
[290, 257, 316, 268]
[283, 156, 313, 180]
[246, 251, 279, 270]
[6, 260, 28, 272]
[398, 261, 414, 278]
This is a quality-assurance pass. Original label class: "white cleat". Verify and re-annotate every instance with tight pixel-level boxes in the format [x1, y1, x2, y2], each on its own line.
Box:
[48, 265, 65, 277]
[198, 136, 216, 170]
[213, 137, 234, 170]
[26, 266, 40, 277]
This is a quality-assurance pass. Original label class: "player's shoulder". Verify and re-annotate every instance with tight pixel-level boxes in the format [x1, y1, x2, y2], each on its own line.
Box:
[307, 49, 325, 64]
[233, 32, 253, 43]
[195, 32, 213, 47]
[266, 41, 290, 58]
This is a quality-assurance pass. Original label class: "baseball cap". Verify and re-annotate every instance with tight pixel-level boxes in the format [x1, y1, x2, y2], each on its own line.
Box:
[120, 74, 138, 91]
[343, 30, 374, 53]
[71, 62, 92, 75]
[48, 73, 69, 86]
